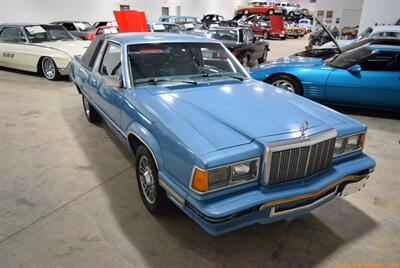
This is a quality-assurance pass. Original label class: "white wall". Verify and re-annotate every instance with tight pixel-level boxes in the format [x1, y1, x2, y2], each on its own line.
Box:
[314, 0, 364, 30]
[358, 0, 400, 32]
[0, 0, 248, 24]
[289, 0, 316, 13]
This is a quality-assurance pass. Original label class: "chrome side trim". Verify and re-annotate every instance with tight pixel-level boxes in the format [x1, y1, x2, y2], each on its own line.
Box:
[159, 180, 185, 208]
[80, 91, 160, 169]
[189, 157, 260, 195]
[81, 91, 127, 137]
[262, 129, 337, 186]
[269, 186, 338, 217]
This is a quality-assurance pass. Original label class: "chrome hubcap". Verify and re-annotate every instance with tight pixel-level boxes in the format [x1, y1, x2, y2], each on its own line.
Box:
[139, 156, 156, 204]
[83, 98, 90, 116]
[272, 79, 295, 93]
[42, 58, 56, 79]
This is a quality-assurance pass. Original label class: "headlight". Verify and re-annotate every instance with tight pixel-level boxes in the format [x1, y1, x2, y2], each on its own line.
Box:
[191, 159, 259, 192]
[333, 132, 366, 157]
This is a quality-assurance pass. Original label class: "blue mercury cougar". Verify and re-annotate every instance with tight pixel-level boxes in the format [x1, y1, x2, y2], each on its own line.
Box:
[70, 33, 375, 235]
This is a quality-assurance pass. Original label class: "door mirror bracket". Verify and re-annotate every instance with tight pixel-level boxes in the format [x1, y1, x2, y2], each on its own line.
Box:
[347, 64, 362, 73]
[104, 75, 124, 90]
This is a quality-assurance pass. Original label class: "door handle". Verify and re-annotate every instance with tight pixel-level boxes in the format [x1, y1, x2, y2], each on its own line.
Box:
[91, 78, 98, 86]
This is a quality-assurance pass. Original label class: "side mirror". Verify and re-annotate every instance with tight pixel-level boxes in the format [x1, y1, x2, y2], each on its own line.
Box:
[347, 64, 362, 73]
[104, 75, 124, 89]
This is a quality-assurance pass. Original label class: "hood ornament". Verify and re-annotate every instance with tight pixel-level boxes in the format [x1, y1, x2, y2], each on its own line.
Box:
[299, 121, 309, 138]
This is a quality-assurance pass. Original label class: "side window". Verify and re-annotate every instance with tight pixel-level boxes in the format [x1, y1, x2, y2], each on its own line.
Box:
[0, 27, 25, 43]
[63, 23, 77, 31]
[360, 52, 400, 71]
[244, 29, 255, 42]
[99, 43, 122, 77]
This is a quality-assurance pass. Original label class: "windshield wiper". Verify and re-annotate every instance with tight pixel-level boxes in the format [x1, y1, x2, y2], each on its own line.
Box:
[134, 78, 198, 86]
[193, 73, 245, 81]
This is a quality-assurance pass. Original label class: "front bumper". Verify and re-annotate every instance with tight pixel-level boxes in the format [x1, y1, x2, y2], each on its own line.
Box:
[167, 153, 375, 235]
[58, 63, 71, 76]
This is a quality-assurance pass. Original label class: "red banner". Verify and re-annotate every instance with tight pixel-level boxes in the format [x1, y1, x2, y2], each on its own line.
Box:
[113, 10, 149, 33]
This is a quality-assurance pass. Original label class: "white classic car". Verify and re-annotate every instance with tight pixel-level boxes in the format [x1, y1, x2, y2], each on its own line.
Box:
[0, 24, 90, 80]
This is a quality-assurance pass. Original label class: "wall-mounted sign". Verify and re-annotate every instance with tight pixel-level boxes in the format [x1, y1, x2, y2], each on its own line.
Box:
[336, 18, 340, 24]
[326, 10, 333, 18]
[317, 10, 324, 18]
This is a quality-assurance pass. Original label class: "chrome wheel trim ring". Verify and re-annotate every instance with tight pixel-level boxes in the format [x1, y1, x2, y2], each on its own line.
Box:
[83, 97, 90, 117]
[272, 79, 295, 93]
[42, 57, 56, 80]
[139, 155, 156, 204]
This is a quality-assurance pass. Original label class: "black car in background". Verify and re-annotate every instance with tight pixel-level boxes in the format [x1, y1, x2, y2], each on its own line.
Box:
[204, 27, 269, 67]
[201, 14, 225, 27]
[51, 21, 95, 40]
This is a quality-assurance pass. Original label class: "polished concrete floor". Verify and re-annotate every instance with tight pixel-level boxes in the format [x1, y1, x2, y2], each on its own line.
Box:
[0, 37, 399, 268]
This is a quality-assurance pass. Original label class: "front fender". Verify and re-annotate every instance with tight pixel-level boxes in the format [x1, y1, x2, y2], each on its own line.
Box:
[127, 122, 163, 170]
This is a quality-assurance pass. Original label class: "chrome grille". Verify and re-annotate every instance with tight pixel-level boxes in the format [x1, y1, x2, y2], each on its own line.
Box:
[267, 138, 335, 185]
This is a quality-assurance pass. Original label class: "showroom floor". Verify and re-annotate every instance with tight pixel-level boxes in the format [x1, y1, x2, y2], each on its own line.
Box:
[0, 37, 399, 268]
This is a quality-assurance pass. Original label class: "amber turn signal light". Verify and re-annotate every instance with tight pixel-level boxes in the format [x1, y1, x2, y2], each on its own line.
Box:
[192, 168, 208, 192]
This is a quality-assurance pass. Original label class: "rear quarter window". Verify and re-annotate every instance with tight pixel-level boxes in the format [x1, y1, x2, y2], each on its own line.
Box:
[81, 36, 105, 70]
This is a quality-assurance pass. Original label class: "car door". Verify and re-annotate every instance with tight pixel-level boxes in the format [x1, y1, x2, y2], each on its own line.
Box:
[243, 29, 263, 61]
[325, 51, 400, 109]
[90, 41, 124, 126]
[358, 52, 399, 109]
[0, 27, 30, 70]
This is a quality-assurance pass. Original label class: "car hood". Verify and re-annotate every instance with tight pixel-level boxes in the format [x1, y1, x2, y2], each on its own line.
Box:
[34, 40, 91, 57]
[252, 56, 324, 70]
[145, 80, 345, 150]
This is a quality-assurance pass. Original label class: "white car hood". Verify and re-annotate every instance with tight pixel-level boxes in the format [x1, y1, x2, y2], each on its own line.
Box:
[34, 40, 91, 57]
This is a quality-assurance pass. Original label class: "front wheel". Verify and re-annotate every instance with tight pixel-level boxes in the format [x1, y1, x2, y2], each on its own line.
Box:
[136, 145, 169, 214]
[41, 57, 61, 80]
[267, 75, 302, 95]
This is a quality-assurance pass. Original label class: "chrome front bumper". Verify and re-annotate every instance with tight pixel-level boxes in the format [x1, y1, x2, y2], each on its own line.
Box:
[58, 63, 71, 76]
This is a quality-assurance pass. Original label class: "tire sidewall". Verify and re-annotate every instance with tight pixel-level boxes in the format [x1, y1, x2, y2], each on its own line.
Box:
[41, 57, 59, 80]
[268, 75, 302, 95]
[135, 146, 167, 214]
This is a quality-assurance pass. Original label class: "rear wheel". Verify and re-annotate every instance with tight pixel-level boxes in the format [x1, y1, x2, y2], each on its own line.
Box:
[268, 9, 274, 15]
[135, 145, 169, 214]
[267, 75, 302, 95]
[82, 95, 101, 123]
[41, 57, 61, 81]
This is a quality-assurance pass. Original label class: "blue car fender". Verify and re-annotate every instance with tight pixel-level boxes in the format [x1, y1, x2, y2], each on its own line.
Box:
[127, 122, 163, 170]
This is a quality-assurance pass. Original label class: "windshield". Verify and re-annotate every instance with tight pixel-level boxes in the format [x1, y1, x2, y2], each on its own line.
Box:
[24, 25, 74, 43]
[205, 30, 238, 42]
[75, 22, 95, 32]
[127, 42, 247, 85]
[357, 27, 372, 40]
[328, 46, 374, 68]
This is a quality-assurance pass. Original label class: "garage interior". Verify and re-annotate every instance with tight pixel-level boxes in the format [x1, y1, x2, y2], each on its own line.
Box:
[1, 0, 399, 267]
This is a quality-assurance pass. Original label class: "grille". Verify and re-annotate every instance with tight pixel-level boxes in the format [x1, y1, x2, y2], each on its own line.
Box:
[268, 138, 335, 185]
